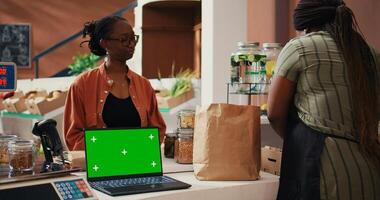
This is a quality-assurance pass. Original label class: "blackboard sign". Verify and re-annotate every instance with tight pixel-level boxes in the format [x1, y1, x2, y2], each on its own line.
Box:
[0, 24, 31, 68]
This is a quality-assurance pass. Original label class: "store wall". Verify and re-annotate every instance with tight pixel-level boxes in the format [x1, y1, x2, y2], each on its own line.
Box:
[0, 0, 135, 79]
[141, 1, 201, 79]
[248, 0, 380, 50]
[345, 0, 380, 50]
[247, 0, 289, 45]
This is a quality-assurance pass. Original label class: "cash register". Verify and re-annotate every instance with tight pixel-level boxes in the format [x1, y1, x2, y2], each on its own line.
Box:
[0, 62, 97, 200]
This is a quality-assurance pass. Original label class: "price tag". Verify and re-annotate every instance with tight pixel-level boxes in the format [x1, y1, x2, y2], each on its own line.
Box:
[0, 62, 17, 92]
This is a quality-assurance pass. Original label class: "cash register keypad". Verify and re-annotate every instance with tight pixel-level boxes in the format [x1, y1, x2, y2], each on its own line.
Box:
[54, 179, 94, 200]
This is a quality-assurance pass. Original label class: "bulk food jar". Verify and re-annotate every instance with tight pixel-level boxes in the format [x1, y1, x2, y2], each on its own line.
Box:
[164, 132, 177, 158]
[0, 135, 17, 168]
[8, 139, 36, 172]
[177, 110, 195, 129]
[174, 129, 193, 164]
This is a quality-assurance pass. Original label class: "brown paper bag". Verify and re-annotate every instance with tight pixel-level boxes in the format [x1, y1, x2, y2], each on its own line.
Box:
[193, 103, 261, 180]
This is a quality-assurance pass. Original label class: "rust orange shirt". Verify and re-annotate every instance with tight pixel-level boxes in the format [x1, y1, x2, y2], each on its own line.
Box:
[64, 63, 166, 150]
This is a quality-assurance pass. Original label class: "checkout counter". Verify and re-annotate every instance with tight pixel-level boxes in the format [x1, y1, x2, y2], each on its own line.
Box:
[1, 156, 279, 200]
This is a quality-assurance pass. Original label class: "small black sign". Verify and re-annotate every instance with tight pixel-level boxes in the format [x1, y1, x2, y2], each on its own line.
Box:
[0, 24, 31, 68]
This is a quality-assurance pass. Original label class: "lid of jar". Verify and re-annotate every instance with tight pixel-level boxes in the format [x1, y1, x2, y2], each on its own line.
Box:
[165, 132, 177, 137]
[177, 133, 193, 138]
[0, 135, 17, 141]
[177, 128, 194, 135]
[263, 43, 282, 48]
[8, 139, 34, 147]
[238, 41, 259, 48]
[177, 109, 195, 116]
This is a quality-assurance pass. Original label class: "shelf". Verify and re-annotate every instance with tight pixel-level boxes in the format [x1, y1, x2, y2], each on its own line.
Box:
[227, 83, 269, 105]
[0, 107, 64, 120]
[228, 92, 269, 95]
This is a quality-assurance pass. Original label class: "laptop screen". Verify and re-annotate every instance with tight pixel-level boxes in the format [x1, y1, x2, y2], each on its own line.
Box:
[84, 127, 162, 179]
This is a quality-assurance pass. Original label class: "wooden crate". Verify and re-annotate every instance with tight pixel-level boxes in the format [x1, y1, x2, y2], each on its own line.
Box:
[25, 90, 67, 115]
[156, 89, 194, 109]
[3, 97, 26, 113]
[261, 146, 282, 176]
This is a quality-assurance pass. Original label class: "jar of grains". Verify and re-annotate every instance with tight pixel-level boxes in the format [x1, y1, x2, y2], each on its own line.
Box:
[177, 110, 195, 129]
[8, 140, 36, 172]
[164, 132, 177, 158]
[174, 129, 193, 164]
[0, 135, 18, 168]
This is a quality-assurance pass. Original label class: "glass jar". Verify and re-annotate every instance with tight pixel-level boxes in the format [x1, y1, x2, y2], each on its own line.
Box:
[262, 43, 282, 83]
[8, 140, 36, 172]
[0, 135, 17, 167]
[164, 132, 177, 158]
[174, 129, 193, 164]
[177, 110, 195, 129]
[234, 42, 261, 84]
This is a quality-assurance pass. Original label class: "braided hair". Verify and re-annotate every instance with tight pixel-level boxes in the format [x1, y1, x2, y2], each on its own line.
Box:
[80, 16, 126, 56]
[294, 0, 380, 167]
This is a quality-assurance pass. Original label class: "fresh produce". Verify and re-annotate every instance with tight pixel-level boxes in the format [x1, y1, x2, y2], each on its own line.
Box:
[170, 69, 195, 97]
[68, 53, 100, 75]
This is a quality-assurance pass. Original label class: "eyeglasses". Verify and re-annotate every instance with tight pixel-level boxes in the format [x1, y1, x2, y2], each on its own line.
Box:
[105, 35, 139, 45]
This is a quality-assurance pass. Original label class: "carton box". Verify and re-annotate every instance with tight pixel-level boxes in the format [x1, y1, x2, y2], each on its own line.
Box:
[25, 90, 68, 115]
[2, 91, 26, 113]
[0, 99, 4, 110]
[156, 89, 194, 109]
[3, 97, 27, 113]
[261, 145, 282, 175]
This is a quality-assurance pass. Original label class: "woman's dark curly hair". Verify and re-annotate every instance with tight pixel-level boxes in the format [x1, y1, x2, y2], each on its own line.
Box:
[80, 16, 126, 56]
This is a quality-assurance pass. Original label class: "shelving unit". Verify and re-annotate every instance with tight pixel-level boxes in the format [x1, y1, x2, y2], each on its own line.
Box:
[226, 82, 269, 104]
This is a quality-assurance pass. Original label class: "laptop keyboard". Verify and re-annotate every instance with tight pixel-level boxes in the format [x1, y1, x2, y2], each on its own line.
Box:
[91, 176, 175, 188]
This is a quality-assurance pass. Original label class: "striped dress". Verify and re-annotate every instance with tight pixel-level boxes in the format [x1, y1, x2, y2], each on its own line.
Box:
[275, 31, 380, 200]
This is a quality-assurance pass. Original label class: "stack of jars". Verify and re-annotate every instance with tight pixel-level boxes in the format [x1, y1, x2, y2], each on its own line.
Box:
[163, 110, 195, 164]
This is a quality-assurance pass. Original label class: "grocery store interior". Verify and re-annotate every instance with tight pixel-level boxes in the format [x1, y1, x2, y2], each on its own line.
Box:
[0, 0, 379, 199]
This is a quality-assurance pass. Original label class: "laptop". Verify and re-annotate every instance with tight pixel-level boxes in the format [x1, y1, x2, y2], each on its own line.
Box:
[84, 127, 191, 196]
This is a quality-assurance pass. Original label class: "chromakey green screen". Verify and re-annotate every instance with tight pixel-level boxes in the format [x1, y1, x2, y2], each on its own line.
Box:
[85, 128, 162, 178]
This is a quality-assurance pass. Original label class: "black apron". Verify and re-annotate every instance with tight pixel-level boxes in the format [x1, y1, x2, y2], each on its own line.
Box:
[277, 105, 326, 200]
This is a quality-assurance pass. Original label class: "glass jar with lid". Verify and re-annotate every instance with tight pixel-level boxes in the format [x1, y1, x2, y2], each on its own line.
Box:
[232, 42, 261, 84]
[0, 135, 17, 168]
[164, 132, 177, 158]
[262, 43, 282, 82]
[8, 139, 36, 172]
[177, 110, 195, 129]
[174, 129, 193, 164]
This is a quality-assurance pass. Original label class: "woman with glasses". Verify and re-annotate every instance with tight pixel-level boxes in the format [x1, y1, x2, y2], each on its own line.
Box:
[267, 0, 380, 199]
[64, 16, 166, 150]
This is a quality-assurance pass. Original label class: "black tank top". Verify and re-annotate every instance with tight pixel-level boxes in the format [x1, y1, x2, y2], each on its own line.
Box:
[102, 93, 141, 128]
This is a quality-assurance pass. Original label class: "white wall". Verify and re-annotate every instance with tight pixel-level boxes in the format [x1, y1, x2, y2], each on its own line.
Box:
[201, 0, 248, 105]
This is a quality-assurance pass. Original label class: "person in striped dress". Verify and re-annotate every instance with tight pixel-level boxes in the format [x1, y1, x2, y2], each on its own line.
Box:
[267, 0, 380, 199]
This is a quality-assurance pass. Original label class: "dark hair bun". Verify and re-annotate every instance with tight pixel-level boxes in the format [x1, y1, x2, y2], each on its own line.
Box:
[80, 16, 128, 56]
[82, 21, 96, 38]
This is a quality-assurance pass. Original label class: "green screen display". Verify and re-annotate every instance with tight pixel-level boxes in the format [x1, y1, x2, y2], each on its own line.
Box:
[85, 128, 162, 178]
